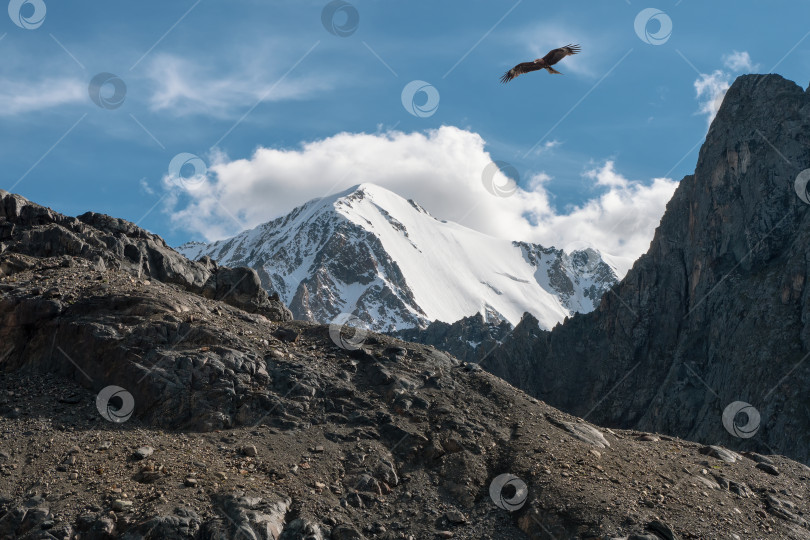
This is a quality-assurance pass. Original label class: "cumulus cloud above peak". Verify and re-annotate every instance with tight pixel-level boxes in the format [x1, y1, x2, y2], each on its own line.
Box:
[723, 51, 757, 72]
[164, 126, 678, 275]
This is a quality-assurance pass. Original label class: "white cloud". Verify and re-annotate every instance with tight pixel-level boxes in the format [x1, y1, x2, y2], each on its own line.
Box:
[0, 78, 85, 116]
[587, 160, 627, 188]
[525, 139, 562, 157]
[139, 177, 155, 195]
[694, 51, 758, 127]
[695, 70, 730, 126]
[145, 53, 335, 118]
[723, 51, 756, 72]
[163, 127, 678, 275]
[541, 140, 561, 152]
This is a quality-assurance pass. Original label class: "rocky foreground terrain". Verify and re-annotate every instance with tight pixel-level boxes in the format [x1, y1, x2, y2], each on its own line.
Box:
[2, 190, 810, 538]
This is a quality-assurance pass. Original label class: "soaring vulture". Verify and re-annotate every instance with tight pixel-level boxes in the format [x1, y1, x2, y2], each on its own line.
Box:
[500, 44, 580, 83]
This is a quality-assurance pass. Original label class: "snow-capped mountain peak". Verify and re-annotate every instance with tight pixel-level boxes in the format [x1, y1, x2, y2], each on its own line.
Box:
[177, 184, 619, 332]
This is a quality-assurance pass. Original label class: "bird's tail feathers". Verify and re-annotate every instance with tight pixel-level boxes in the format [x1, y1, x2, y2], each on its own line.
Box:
[500, 71, 515, 83]
[546, 67, 562, 74]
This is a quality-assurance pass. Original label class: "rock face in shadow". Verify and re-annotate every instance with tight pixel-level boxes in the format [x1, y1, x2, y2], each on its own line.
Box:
[392, 312, 514, 364]
[484, 74, 810, 464]
[0, 189, 292, 432]
[0, 191, 292, 322]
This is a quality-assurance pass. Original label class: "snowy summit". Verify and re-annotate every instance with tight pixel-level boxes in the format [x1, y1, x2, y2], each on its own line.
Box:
[178, 184, 619, 331]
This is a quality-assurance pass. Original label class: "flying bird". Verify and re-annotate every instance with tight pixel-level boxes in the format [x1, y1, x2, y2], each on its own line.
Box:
[500, 44, 581, 83]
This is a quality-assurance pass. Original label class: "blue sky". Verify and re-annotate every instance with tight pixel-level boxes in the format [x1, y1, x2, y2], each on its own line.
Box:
[2, 0, 810, 260]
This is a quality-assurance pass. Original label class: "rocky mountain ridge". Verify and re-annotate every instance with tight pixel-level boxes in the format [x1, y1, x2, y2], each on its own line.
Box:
[177, 183, 620, 333]
[3, 176, 810, 537]
[0, 190, 291, 324]
[392, 313, 514, 366]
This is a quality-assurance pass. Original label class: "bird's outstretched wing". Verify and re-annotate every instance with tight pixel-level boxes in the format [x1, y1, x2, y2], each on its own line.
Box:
[500, 45, 580, 82]
[543, 44, 580, 67]
[500, 61, 543, 83]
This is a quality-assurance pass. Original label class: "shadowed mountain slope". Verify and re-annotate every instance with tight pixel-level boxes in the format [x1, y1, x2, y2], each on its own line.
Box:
[484, 74, 810, 465]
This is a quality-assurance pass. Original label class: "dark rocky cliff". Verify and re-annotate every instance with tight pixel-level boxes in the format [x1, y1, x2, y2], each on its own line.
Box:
[0, 190, 292, 323]
[392, 312, 513, 365]
[484, 74, 810, 464]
